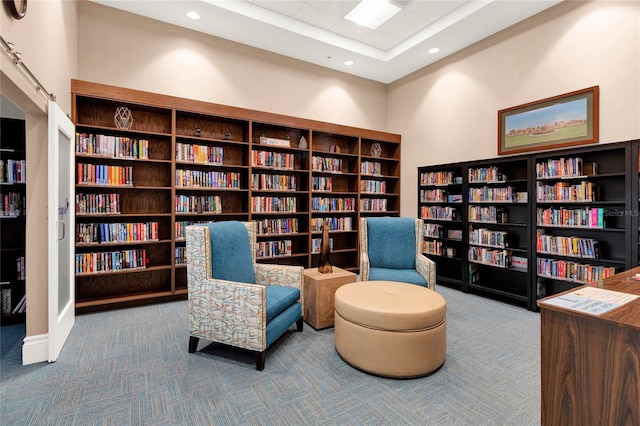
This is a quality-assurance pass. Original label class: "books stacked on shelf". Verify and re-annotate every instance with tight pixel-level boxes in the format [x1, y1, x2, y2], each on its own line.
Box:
[1, 287, 11, 314]
[175, 195, 222, 214]
[252, 174, 296, 191]
[423, 240, 443, 256]
[535, 157, 597, 178]
[76, 222, 159, 244]
[468, 246, 512, 268]
[468, 206, 508, 223]
[76, 249, 147, 274]
[175, 143, 223, 164]
[448, 194, 463, 203]
[311, 197, 355, 212]
[511, 256, 528, 271]
[361, 179, 385, 194]
[312, 156, 342, 172]
[536, 207, 606, 228]
[468, 166, 506, 183]
[536, 233, 600, 258]
[420, 171, 456, 185]
[252, 151, 294, 169]
[175, 247, 186, 265]
[15, 256, 25, 280]
[257, 240, 292, 258]
[256, 218, 299, 235]
[423, 223, 442, 238]
[312, 176, 332, 191]
[76, 193, 121, 215]
[1, 192, 23, 217]
[469, 228, 508, 248]
[361, 161, 382, 176]
[536, 258, 616, 284]
[75, 133, 149, 159]
[77, 164, 133, 186]
[420, 189, 448, 202]
[360, 198, 387, 212]
[252, 196, 297, 213]
[536, 181, 598, 202]
[420, 206, 458, 221]
[176, 170, 241, 189]
[468, 186, 516, 202]
[311, 237, 334, 253]
[310, 217, 352, 232]
[174, 220, 214, 239]
[447, 229, 463, 240]
[0, 159, 26, 183]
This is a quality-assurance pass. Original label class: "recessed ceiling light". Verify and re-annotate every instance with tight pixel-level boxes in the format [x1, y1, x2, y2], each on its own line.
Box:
[187, 11, 200, 20]
[345, 0, 401, 30]
[428, 48, 440, 54]
[344, 60, 354, 66]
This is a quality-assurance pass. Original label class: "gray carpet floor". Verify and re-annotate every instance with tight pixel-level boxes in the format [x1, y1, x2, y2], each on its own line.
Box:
[0, 285, 541, 425]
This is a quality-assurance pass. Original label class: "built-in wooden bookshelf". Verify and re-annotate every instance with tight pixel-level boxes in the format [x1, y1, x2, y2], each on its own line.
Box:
[71, 80, 400, 312]
[0, 118, 27, 325]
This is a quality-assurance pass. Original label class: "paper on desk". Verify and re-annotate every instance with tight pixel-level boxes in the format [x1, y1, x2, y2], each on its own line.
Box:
[542, 287, 639, 316]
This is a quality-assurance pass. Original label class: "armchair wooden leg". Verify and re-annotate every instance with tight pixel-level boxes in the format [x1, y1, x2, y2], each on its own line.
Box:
[188, 336, 199, 353]
[296, 318, 304, 332]
[255, 351, 266, 371]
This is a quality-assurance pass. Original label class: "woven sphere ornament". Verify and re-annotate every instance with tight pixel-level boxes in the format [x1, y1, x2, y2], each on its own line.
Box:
[114, 107, 134, 130]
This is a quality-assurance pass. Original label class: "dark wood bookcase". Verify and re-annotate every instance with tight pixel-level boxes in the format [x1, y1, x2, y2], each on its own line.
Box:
[0, 118, 27, 325]
[419, 140, 638, 311]
[71, 80, 400, 312]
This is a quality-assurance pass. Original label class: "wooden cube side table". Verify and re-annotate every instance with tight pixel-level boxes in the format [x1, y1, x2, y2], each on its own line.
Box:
[303, 267, 357, 330]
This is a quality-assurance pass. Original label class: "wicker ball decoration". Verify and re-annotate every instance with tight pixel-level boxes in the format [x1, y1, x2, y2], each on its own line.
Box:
[114, 107, 134, 130]
[371, 142, 382, 157]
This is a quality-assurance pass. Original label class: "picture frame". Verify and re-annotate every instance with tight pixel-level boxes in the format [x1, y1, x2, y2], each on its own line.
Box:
[498, 86, 599, 155]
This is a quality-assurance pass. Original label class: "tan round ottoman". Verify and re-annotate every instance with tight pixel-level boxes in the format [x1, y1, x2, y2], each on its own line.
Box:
[334, 280, 446, 378]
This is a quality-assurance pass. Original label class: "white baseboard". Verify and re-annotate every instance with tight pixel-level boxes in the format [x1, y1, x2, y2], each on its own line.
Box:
[22, 333, 48, 365]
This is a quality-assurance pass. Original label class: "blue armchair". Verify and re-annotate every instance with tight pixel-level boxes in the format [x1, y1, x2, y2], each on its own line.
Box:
[359, 217, 436, 289]
[186, 221, 304, 370]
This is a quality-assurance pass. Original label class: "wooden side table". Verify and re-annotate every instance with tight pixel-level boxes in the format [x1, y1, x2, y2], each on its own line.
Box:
[303, 267, 357, 330]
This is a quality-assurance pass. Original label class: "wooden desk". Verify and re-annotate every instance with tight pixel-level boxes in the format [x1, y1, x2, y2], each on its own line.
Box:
[303, 267, 357, 330]
[538, 267, 640, 426]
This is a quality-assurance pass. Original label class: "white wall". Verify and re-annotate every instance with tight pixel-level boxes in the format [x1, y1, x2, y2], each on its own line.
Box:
[389, 0, 640, 217]
[77, 2, 388, 132]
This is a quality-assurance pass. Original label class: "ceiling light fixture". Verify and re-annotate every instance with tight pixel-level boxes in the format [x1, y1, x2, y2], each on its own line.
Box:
[344, 60, 354, 66]
[428, 47, 440, 54]
[186, 11, 200, 20]
[344, 0, 402, 30]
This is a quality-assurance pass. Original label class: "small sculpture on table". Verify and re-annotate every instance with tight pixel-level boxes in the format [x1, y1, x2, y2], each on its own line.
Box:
[318, 224, 333, 274]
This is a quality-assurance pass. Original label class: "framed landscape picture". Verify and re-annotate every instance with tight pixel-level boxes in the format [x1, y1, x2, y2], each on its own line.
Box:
[498, 86, 599, 155]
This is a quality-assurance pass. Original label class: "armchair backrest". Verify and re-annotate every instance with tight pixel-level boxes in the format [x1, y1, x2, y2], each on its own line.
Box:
[365, 217, 417, 269]
[205, 221, 256, 284]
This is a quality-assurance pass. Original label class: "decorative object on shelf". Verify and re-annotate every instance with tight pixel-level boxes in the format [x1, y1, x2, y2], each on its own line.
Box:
[223, 129, 232, 140]
[259, 136, 290, 147]
[114, 107, 134, 130]
[6, 0, 28, 19]
[194, 126, 201, 137]
[329, 144, 340, 153]
[498, 86, 599, 155]
[371, 143, 382, 158]
[318, 223, 333, 274]
[299, 136, 307, 149]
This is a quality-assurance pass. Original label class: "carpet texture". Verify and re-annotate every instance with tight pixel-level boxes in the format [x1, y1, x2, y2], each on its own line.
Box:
[0, 285, 541, 425]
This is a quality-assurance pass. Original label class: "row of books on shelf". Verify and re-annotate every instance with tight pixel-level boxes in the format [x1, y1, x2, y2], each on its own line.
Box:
[420, 171, 460, 186]
[536, 181, 598, 202]
[175, 220, 213, 239]
[175, 169, 242, 189]
[252, 151, 295, 169]
[0, 159, 26, 183]
[536, 233, 600, 258]
[311, 237, 333, 254]
[361, 179, 386, 194]
[175, 247, 186, 265]
[76, 193, 121, 215]
[14, 256, 25, 280]
[468, 247, 512, 268]
[76, 222, 159, 244]
[468, 167, 506, 183]
[311, 197, 355, 212]
[252, 196, 297, 213]
[536, 257, 615, 284]
[422, 224, 463, 240]
[75, 133, 149, 159]
[423, 240, 444, 256]
[468, 206, 508, 224]
[1, 192, 23, 217]
[360, 198, 387, 212]
[175, 195, 222, 214]
[361, 161, 382, 176]
[312, 176, 333, 192]
[312, 156, 342, 173]
[420, 189, 462, 203]
[468, 186, 519, 203]
[1, 289, 25, 314]
[536, 207, 606, 228]
[535, 157, 597, 179]
[256, 218, 299, 235]
[310, 217, 353, 232]
[257, 240, 292, 258]
[421, 206, 459, 221]
[253, 174, 297, 191]
[469, 228, 508, 248]
[175, 143, 223, 164]
[75, 248, 147, 275]
[77, 163, 133, 186]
